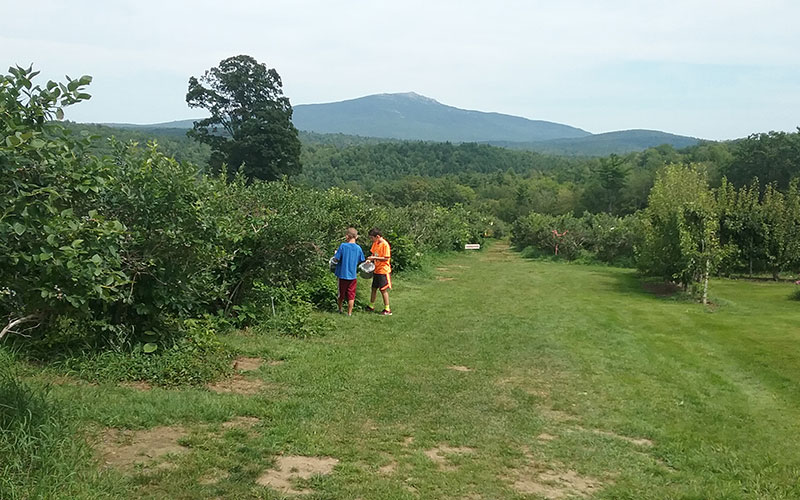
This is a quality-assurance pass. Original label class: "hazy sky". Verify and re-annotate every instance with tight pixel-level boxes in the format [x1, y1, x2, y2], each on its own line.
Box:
[3, 0, 798, 140]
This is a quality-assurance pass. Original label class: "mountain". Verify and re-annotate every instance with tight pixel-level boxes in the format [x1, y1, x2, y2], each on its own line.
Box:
[98, 92, 702, 155]
[291, 92, 591, 143]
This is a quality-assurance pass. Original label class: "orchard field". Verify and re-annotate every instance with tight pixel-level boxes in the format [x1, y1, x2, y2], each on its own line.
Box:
[4, 242, 799, 499]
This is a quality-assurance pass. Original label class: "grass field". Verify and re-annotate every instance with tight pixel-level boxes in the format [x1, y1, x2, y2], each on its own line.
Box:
[4, 242, 800, 499]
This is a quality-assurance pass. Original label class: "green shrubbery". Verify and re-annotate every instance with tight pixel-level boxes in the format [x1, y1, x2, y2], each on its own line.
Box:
[1, 67, 491, 383]
[511, 211, 642, 266]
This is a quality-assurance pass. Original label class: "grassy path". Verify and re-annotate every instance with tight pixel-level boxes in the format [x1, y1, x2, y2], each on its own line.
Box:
[34, 242, 800, 498]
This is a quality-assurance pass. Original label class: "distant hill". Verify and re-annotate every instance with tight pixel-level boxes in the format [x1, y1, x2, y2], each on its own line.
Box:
[491, 130, 700, 156]
[97, 93, 702, 155]
[103, 119, 199, 130]
[292, 93, 590, 143]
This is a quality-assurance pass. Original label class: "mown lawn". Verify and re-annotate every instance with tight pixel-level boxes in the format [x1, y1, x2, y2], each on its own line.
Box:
[7, 242, 800, 499]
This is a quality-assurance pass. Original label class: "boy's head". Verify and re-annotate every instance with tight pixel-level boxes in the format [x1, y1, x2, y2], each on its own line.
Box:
[346, 227, 358, 241]
[368, 227, 382, 241]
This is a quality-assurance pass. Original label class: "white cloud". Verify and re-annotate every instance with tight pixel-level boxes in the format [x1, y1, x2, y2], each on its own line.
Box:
[2, 0, 798, 138]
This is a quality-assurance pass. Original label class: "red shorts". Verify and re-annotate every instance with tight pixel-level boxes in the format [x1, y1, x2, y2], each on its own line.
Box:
[338, 278, 357, 301]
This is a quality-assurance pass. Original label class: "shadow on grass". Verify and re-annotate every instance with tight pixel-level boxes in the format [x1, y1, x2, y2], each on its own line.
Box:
[589, 268, 698, 303]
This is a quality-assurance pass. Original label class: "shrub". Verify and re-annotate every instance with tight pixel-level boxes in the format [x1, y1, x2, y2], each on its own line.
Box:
[511, 211, 642, 265]
[58, 317, 232, 386]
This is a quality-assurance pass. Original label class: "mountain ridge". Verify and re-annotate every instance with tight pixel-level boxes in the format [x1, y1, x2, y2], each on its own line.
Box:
[97, 92, 703, 155]
[291, 92, 592, 143]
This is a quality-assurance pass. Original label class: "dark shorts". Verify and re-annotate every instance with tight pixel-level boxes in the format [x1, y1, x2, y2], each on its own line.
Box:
[372, 273, 392, 291]
[338, 279, 357, 301]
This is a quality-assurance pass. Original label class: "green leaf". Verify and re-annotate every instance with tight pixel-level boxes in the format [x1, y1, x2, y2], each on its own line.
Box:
[13, 223, 26, 235]
[143, 343, 158, 354]
[71, 239, 83, 248]
[55, 108, 64, 120]
[90, 254, 102, 265]
[143, 330, 157, 336]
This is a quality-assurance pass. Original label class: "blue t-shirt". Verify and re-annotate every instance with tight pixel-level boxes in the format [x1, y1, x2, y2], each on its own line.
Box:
[334, 242, 366, 280]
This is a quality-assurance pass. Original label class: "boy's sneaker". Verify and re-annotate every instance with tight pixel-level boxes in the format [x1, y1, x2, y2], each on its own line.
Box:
[380, 310, 392, 316]
[365, 306, 375, 312]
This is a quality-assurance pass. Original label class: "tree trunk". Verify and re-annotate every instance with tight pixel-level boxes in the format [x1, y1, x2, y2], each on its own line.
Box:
[702, 258, 710, 305]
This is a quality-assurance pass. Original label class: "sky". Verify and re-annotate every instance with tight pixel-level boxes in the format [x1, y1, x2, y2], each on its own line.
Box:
[2, 0, 799, 140]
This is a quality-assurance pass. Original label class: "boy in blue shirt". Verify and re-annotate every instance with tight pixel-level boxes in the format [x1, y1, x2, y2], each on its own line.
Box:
[334, 227, 366, 316]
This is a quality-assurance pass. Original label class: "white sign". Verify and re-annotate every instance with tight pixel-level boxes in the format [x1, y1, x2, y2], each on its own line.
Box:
[464, 244, 481, 250]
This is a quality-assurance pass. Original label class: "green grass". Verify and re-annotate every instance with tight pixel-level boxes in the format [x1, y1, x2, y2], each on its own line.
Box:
[4, 242, 800, 499]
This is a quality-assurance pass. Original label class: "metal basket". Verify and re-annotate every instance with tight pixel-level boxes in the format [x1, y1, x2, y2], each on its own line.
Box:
[358, 261, 375, 279]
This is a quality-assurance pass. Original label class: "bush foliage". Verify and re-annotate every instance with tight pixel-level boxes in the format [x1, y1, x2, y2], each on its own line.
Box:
[0, 66, 490, 359]
[512, 211, 642, 266]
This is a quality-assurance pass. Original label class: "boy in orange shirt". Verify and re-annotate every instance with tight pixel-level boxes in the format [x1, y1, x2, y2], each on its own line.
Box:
[366, 227, 392, 315]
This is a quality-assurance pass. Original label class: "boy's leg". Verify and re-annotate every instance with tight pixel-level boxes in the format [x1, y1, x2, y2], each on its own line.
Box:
[337, 279, 344, 313]
[345, 279, 357, 316]
[380, 289, 390, 311]
[368, 286, 377, 311]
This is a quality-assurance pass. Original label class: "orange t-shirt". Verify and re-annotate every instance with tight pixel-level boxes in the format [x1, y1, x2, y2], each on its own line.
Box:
[370, 237, 391, 275]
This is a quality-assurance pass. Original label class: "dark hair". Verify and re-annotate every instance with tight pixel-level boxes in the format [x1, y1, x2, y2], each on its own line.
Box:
[368, 227, 382, 237]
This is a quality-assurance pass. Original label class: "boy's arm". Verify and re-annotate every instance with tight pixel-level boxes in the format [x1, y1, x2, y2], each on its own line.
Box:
[368, 242, 389, 261]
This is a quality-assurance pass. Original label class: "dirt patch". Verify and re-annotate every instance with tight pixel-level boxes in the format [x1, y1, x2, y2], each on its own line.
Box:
[402, 436, 415, 447]
[256, 455, 339, 495]
[233, 357, 263, 372]
[436, 276, 455, 281]
[207, 375, 267, 395]
[512, 469, 604, 499]
[584, 428, 653, 447]
[509, 462, 606, 499]
[540, 408, 578, 422]
[267, 360, 285, 366]
[642, 281, 682, 296]
[378, 459, 397, 475]
[98, 426, 188, 469]
[495, 376, 549, 398]
[537, 433, 558, 441]
[436, 267, 451, 272]
[222, 416, 261, 429]
[361, 419, 379, 432]
[448, 365, 473, 372]
[425, 445, 475, 470]
[120, 380, 153, 391]
[199, 468, 229, 485]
